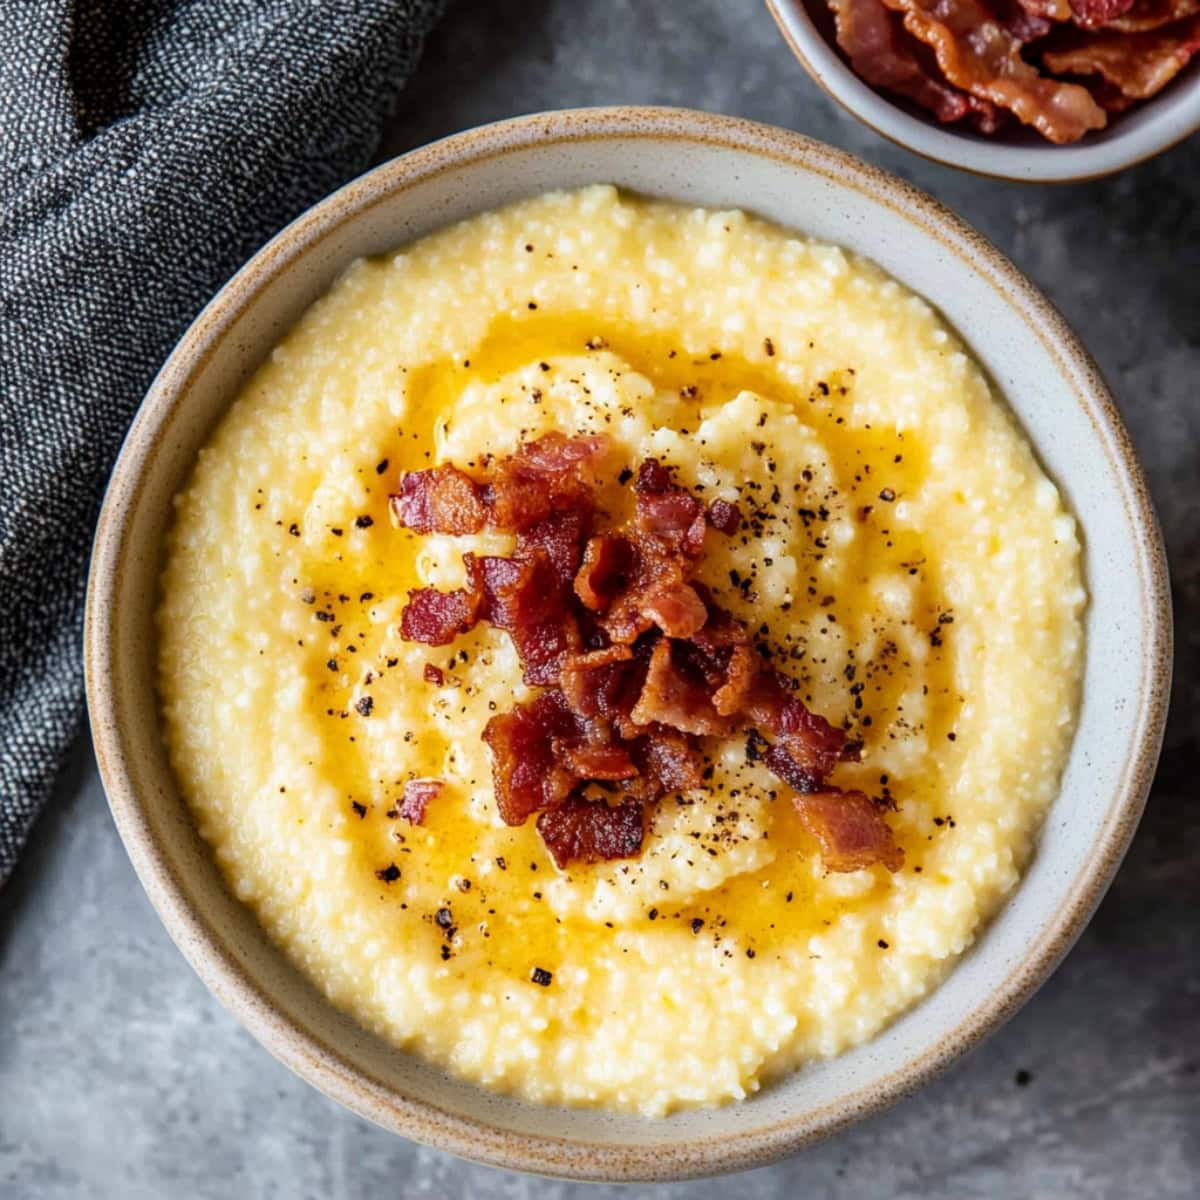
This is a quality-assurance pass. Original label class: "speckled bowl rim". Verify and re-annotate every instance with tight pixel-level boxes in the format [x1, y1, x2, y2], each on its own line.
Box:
[765, 0, 1200, 183]
[85, 106, 1171, 1182]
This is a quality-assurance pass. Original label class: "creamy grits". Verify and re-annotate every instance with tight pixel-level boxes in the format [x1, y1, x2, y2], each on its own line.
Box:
[158, 185, 1085, 1116]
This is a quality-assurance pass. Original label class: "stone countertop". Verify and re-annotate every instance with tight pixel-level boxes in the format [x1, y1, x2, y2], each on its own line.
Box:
[2, 2, 1196, 1197]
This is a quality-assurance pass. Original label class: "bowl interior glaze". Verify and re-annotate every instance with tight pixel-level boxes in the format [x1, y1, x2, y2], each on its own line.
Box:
[85, 107, 1170, 1182]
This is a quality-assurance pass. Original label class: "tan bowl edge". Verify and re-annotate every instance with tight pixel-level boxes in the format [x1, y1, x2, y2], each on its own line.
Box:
[84, 106, 1173, 1182]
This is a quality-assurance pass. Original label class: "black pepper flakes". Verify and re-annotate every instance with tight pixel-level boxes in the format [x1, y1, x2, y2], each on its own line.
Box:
[690, 918, 704, 934]
[879, 488, 896, 503]
[530, 967, 552, 987]
[435, 907, 454, 929]
[355, 515, 374, 529]
[376, 863, 400, 883]
[351, 801, 367, 818]
[355, 696, 374, 717]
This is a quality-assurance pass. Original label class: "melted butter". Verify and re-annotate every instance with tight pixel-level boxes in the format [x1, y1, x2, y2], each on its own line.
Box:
[285, 308, 962, 983]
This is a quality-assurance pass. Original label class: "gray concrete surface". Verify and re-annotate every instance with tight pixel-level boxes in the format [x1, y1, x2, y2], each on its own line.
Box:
[2, 1, 1197, 1196]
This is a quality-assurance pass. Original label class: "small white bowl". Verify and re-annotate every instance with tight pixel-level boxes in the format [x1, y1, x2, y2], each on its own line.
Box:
[86, 107, 1170, 1180]
[768, 0, 1200, 181]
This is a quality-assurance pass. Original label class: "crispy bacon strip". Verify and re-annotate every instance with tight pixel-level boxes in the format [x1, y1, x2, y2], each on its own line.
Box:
[1069, 0, 1137, 27]
[1018, 0, 1073, 19]
[481, 693, 578, 825]
[830, 0, 1003, 127]
[1042, 15, 1200, 97]
[391, 433, 608, 536]
[880, 0, 1107, 142]
[574, 535, 635, 611]
[995, 0, 1056, 40]
[794, 791, 905, 873]
[398, 779, 443, 825]
[630, 638, 732, 737]
[1106, 0, 1200, 32]
[536, 795, 645, 868]
[390, 464, 486, 535]
[400, 586, 479, 646]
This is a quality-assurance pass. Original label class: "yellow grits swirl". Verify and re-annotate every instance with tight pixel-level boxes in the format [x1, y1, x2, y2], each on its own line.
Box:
[158, 186, 1085, 1115]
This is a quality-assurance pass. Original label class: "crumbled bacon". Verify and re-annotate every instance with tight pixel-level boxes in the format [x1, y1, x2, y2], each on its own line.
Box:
[471, 551, 578, 686]
[482, 693, 578, 825]
[400, 586, 479, 646]
[393, 435, 904, 874]
[630, 637, 733, 737]
[1042, 14, 1200, 97]
[794, 791, 905, 873]
[639, 581, 708, 638]
[399, 779, 443, 825]
[391, 432, 607, 536]
[707, 498, 742, 535]
[390, 465, 486, 535]
[880, 0, 1107, 142]
[830, 0, 1005, 129]
[537, 795, 645, 869]
[1107, 0, 1199, 32]
[1070, 0, 1137, 26]
[516, 509, 591, 587]
[574, 535, 635, 611]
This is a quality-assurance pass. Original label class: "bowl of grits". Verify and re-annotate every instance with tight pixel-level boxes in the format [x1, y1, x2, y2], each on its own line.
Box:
[85, 107, 1170, 1180]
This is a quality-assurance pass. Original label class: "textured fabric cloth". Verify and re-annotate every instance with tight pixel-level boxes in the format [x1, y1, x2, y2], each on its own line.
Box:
[0, 0, 445, 884]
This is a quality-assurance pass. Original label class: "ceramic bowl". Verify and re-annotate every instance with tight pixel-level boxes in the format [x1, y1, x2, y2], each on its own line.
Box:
[85, 106, 1171, 1181]
[767, 0, 1200, 181]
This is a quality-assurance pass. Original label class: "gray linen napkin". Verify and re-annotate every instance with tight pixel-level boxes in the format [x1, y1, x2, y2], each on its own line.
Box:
[0, 0, 445, 884]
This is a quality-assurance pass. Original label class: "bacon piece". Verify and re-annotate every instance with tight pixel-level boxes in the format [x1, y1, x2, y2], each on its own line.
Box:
[482, 433, 608, 531]
[600, 549, 687, 644]
[515, 508, 590, 587]
[469, 551, 577, 686]
[711, 644, 759, 717]
[764, 743, 823, 794]
[632, 457, 711, 557]
[556, 741, 639, 780]
[640, 581, 708, 639]
[398, 779, 443, 825]
[574, 535, 635, 611]
[536, 795, 645, 868]
[881, 0, 1107, 142]
[707, 499, 742, 535]
[1106, 0, 1200, 32]
[1017, 0, 1072, 19]
[1070, 0, 1137, 26]
[632, 727, 705, 794]
[392, 433, 608, 537]
[794, 790, 905, 873]
[389, 465, 486, 535]
[630, 638, 731, 736]
[747, 670, 858, 779]
[830, 0, 1004, 127]
[400, 586, 480, 646]
[636, 488, 705, 541]
[994, 0, 1055, 40]
[559, 645, 638, 720]
[423, 663, 445, 685]
[1042, 16, 1200, 98]
[482, 692, 578, 825]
